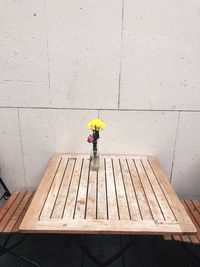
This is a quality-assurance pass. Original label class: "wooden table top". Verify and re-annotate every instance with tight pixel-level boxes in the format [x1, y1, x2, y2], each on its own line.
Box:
[20, 154, 196, 235]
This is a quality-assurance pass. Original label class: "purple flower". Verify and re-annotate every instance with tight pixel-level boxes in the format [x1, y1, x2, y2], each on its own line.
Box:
[87, 135, 94, 143]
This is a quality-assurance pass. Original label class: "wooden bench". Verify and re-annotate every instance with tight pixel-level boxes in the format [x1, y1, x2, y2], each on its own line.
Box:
[164, 199, 200, 244]
[0, 190, 40, 266]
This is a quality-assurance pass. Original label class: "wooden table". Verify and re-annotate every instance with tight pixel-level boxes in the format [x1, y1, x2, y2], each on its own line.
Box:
[20, 154, 196, 235]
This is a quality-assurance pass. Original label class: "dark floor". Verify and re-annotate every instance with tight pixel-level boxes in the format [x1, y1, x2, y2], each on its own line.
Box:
[0, 234, 199, 267]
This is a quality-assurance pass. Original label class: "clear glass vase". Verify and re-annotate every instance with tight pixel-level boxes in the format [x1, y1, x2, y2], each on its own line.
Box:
[90, 149, 100, 171]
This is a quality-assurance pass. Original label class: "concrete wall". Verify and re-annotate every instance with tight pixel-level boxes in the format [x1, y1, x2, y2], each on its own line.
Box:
[0, 0, 199, 198]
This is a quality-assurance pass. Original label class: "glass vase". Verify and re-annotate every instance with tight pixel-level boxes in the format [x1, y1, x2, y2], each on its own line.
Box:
[90, 149, 100, 171]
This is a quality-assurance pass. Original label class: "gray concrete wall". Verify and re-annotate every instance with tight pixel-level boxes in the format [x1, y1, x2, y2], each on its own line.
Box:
[0, 0, 199, 198]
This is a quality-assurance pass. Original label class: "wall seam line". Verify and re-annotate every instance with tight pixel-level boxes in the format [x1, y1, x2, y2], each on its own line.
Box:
[44, 0, 51, 105]
[17, 108, 27, 188]
[170, 111, 180, 183]
[118, 0, 125, 109]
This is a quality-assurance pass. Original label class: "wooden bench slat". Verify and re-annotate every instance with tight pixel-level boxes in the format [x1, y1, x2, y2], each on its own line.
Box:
[0, 191, 27, 232]
[192, 200, 200, 212]
[184, 200, 200, 241]
[0, 191, 20, 222]
[173, 234, 182, 241]
[189, 234, 200, 244]
[185, 200, 200, 227]
[181, 200, 200, 243]
[3, 191, 34, 233]
[164, 199, 200, 244]
[12, 192, 35, 232]
[181, 234, 191, 243]
[164, 234, 173, 240]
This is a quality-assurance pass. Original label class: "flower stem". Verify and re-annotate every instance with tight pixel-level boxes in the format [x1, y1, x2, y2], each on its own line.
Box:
[92, 130, 99, 157]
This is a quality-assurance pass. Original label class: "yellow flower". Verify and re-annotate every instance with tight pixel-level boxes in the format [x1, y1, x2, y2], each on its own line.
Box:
[87, 118, 106, 131]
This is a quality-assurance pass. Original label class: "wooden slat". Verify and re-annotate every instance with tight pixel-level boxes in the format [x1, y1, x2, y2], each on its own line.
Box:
[74, 158, 90, 219]
[0, 191, 27, 232]
[119, 158, 141, 220]
[181, 200, 199, 243]
[12, 192, 35, 232]
[97, 158, 107, 220]
[3, 191, 34, 233]
[0, 191, 19, 222]
[20, 154, 61, 230]
[141, 158, 175, 222]
[190, 234, 199, 244]
[127, 159, 152, 220]
[51, 158, 75, 219]
[173, 235, 182, 241]
[85, 169, 97, 219]
[148, 157, 196, 233]
[184, 200, 200, 241]
[63, 158, 83, 219]
[112, 157, 130, 220]
[186, 200, 200, 225]
[105, 158, 118, 220]
[192, 200, 200, 212]
[181, 234, 191, 242]
[164, 235, 173, 240]
[40, 157, 68, 220]
[134, 158, 164, 221]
